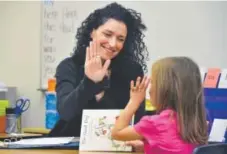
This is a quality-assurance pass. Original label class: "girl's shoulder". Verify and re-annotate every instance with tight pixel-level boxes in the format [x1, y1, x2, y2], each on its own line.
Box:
[140, 109, 176, 125]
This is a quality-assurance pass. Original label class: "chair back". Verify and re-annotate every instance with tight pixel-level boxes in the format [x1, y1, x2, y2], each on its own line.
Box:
[193, 143, 227, 154]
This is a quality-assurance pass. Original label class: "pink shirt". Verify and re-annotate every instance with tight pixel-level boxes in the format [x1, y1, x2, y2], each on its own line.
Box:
[134, 109, 196, 154]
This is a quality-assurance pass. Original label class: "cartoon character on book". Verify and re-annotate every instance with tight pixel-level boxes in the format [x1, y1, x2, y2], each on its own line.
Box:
[94, 116, 128, 150]
[94, 116, 108, 137]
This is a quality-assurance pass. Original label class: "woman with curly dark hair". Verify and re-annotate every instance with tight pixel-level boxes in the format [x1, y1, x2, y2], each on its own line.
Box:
[49, 2, 149, 138]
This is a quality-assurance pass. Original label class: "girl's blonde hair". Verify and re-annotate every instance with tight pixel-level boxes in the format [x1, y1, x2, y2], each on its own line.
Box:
[151, 57, 208, 145]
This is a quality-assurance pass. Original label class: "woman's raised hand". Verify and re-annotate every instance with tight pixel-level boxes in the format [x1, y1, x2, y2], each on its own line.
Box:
[84, 39, 111, 83]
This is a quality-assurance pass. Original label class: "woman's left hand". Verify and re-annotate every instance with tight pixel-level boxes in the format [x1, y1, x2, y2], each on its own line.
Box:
[130, 76, 150, 105]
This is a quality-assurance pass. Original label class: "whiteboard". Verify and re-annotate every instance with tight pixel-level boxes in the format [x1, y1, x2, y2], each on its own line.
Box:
[41, 1, 227, 89]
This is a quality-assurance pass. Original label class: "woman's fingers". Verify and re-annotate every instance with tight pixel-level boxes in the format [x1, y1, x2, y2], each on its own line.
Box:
[94, 39, 98, 57]
[90, 41, 95, 58]
[96, 39, 101, 57]
[93, 39, 97, 57]
[85, 47, 90, 63]
[88, 40, 100, 60]
[95, 55, 102, 69]
[102, 59, 111, 72]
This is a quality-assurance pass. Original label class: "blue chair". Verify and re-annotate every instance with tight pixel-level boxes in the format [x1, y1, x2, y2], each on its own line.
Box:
[193, 143, 227, 154]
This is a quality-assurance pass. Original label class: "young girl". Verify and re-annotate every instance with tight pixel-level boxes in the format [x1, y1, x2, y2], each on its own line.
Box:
[111, 57, 208, 154]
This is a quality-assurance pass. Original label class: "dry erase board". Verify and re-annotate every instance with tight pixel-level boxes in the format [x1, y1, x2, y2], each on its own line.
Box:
[41, 1, 227, 89]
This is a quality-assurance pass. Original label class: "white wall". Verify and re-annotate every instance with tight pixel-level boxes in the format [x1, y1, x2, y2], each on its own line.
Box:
[0, 1, 227, 128]
[0, 1, 44, 128]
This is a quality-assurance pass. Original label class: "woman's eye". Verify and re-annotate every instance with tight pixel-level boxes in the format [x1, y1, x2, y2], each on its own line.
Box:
[103, 33, 111, 37]
[118, 38, 125, 42]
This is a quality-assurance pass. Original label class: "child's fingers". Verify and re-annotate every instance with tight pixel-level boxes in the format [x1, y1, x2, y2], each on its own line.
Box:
[130, 80, 135, 90]
[136, 77, 141, 88]
[144, 77, 150, 89]
[139, 76, 146, 90]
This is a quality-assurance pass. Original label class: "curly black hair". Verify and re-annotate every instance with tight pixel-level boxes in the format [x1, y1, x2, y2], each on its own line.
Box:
[72, 2, 149, 72]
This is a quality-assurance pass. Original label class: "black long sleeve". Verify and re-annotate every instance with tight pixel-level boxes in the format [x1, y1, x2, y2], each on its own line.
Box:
[55, 58, 104, 121]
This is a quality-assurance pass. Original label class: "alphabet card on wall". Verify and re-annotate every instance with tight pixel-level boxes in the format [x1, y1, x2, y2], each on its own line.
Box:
[203, 68, 221, 88]
[79, 109, 134, 152]
[218, 69, 227, 89]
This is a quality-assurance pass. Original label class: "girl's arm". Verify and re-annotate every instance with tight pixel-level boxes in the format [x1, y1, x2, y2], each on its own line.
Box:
[111, 76, 150, 141]
[111, 99, 143, 141]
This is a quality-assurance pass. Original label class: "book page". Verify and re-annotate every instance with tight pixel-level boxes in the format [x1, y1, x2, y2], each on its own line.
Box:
[79, 110, 133, 152]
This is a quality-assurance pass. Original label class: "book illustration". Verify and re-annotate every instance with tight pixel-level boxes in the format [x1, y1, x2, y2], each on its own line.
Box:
[94, 116, 119, 137]
[79, 110, 133, 151]
[93, 115, 127, 151]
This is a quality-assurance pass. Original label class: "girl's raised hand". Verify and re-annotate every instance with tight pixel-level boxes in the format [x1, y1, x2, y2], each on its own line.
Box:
[130, 76, 150, 104]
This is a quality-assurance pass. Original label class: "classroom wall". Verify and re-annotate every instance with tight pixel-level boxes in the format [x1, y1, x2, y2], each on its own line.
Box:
[0, 1, 227, 128]
[0, 1, 45, 128]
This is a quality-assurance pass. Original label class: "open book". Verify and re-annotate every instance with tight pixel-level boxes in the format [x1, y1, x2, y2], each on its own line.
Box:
[79, 109, 134, 152]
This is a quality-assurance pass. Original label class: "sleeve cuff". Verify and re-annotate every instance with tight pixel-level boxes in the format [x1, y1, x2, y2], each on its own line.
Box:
[82, 75, 107, 95]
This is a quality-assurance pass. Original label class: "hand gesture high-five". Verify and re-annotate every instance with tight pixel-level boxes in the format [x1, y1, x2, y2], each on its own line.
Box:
[84, 40, 111, 83]
[130, 76, 150, 104]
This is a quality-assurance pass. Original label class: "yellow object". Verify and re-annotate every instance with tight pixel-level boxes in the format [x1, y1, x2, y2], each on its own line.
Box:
[0, 100, 9, 107]
[145, 99, 156, 111]
[22, 128, 50, 134]
[0, 100, 9, 116]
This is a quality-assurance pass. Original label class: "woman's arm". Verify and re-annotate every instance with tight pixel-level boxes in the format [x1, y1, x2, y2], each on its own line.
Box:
[56, 41, 111, 122]
[55, 58, 105, 122]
